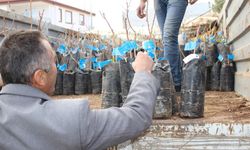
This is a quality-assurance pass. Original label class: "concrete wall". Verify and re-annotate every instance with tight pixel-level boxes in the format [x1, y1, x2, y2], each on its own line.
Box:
[219, 0, 250, 100]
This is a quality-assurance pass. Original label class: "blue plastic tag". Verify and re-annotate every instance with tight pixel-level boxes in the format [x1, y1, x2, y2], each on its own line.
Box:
[184, 41, 197, 51]
[112, 47, 121, 56]
[218, 54, 224, 62]
[94, 59, 112, 69]
[90, 57, 97, 62]
[116, 56, 123, 61]
[57, 44, 67, 54]
[57, 64, 67, 71]
[148, 52, 155, 59]
[142, 40, 155, 52]
[227, 54, 234, 60]
[78, 59, 86, 70]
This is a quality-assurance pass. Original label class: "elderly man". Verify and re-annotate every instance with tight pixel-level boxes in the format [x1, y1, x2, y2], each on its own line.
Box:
[0, 30, 159, 150]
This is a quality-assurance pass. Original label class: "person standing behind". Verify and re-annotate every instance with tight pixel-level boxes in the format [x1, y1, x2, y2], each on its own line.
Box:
[137, 0, 198, 92]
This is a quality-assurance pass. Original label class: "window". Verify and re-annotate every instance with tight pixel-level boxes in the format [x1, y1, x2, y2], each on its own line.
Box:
[79, 14, 85, 26]
[65, 10, 72, 24]
[58, 8, 62, 22]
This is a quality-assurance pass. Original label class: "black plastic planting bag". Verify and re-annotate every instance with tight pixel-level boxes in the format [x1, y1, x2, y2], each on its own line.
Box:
[211, 61, 221, 91]
[63, 72, 75, 95]
[87, 71, 92, 94]
[102, 62, 122, 108]
[198, 42, 218, 90]
[217, 43, 230, 63]
[206, 66, 212, 91]
[220, 63, 234, 91]
[91, 71, 102, 94]
[54, 71, 63, 95]
[119, 60, 134, 104]
[75, 72, 88, 95]
[180, 57, 206, 118]
[152, 62, 175, 119]
[199, 42, 218, 67]
[82, 72, 90, 94]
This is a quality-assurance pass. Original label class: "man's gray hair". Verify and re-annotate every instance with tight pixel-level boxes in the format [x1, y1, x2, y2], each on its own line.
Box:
[0, 30, 52, 84]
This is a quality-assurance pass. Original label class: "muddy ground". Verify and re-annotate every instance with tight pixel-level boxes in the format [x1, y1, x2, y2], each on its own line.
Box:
[53, 94, 102, 109]
[52, 91, 250, 124]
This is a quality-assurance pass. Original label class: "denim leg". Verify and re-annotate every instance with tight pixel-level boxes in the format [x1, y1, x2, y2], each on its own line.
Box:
[155, 0, 187, 86]
[154, 0, 167, 34]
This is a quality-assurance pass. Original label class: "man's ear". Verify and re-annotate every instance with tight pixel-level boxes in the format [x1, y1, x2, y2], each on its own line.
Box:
[31, 69, 47, 87]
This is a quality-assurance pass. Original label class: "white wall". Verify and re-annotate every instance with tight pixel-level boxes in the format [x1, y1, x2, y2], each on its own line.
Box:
[0, 1, 93, 33]
[54, 0, 92, 14]
[5, 2, 50, 22]
[51, 5, 93, 32]
[0, 5, 8, 11]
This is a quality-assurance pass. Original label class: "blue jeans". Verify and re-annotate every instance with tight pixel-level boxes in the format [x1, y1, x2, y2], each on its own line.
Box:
[154, 0, 187, 86]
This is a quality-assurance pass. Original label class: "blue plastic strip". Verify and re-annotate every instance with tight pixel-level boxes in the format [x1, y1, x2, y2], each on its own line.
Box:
[218, 54, 224, 62]
[57, 44, 67, 54]
[57, 64, 67, 71]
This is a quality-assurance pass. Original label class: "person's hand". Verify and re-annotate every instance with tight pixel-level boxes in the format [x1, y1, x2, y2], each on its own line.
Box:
[132, 52, 154, 73]
[188, 0, 198, 5]
[137, 1, 147, 18]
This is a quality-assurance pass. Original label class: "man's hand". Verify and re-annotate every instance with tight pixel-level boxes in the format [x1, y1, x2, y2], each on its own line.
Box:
[137, 1, 147, 18]
[132, 52, 154, 73]
[188, 0, 198, 5]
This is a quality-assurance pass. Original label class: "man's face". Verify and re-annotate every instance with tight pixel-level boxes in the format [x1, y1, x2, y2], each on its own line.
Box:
[40, 39, 57, 95]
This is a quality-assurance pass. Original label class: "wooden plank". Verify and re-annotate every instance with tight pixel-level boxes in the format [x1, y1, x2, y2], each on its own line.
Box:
[233, 43, 250, 62]
[235, 72, 250, 100]
[225, 0, 248, 27]
[226, 1, 250, 43]
[232, 28, 250, 48]
[220, 0, 250, 101]
[218, 0, 231, 36]
[235, 61, 250, 73]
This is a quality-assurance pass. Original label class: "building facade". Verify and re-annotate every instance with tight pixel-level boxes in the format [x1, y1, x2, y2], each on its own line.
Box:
[0, 0, 95, 33]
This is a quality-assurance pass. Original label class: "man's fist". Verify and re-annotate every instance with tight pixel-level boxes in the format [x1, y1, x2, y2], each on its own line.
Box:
[136, 1, 146, 18]
[188, 0, 198, 5]
[132, 52, 154, 73]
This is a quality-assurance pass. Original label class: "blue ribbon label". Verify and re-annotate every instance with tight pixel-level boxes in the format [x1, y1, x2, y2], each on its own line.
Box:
[227, 54, 234, 60]
[57, 44, 67, 54]
[90, 57, 97, 62]
[218, 54, 224, 62]
[78, 59, 86, 69]
[57, 64, 67, 71]
[94, 59, 112, 69]
[142, 40, 155, 52]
